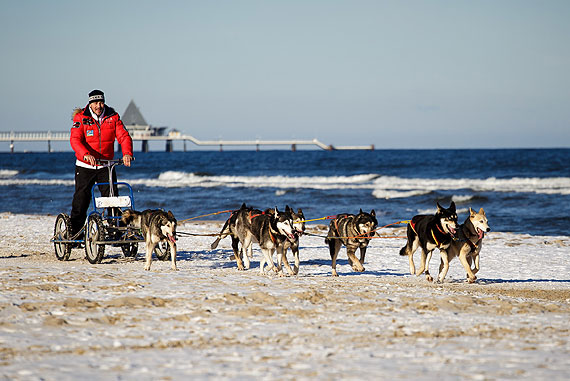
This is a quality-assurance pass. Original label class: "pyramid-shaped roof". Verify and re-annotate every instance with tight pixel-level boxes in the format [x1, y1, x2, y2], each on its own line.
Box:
[122, 100, 148, 126]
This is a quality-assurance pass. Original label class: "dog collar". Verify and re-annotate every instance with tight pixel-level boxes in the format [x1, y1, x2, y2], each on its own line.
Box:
[436, 223, 446, 235]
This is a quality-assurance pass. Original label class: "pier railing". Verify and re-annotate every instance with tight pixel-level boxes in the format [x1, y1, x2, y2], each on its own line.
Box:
[0, 131, 374, 151]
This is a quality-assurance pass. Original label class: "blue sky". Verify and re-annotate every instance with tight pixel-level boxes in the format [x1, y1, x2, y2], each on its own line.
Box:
[1, 0, 569, 150]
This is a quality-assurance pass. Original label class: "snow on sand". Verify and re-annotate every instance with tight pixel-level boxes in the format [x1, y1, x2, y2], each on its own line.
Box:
[1, 213, 569, 380]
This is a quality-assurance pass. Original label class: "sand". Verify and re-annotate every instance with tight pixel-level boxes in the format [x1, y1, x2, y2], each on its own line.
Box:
[0, 213, 569, 380]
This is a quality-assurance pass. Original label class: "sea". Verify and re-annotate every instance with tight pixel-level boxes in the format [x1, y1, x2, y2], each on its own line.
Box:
[0, 149, 569, 236]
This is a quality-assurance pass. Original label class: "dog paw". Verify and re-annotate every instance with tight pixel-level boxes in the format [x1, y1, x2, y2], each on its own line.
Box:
[172, 266, 178, 271]
[351, 262, 365, 272]
[144, 266, 150, 271]
[426, 275, 434, 282]
[467, 276, 477, 283]
[331, 270, 339, 277]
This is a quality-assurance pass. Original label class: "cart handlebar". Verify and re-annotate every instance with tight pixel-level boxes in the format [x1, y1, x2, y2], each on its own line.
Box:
[95, 158, 135, 168]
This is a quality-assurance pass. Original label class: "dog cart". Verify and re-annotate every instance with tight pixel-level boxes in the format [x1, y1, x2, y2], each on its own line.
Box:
[52, 159, 171, 264]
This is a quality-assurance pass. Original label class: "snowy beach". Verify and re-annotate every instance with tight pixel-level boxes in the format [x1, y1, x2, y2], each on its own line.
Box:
[1, 212, 569, 380]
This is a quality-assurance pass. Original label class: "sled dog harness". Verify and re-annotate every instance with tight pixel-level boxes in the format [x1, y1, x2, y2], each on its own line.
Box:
[334, 215, 365, 240]
[410, 220, 448, 248]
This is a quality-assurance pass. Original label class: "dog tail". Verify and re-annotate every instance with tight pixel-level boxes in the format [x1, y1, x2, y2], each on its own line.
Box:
[210, 237, 222, 250]
[210, 217, 231, 250]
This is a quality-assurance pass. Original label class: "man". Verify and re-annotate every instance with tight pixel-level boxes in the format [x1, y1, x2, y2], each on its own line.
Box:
[69, 89, 134, 237]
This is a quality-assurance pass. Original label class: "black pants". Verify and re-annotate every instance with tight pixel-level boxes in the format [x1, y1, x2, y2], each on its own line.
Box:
[70, 165, 118, 235]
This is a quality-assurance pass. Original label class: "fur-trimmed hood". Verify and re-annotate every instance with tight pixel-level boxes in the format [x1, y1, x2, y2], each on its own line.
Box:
[71, 107, 83, 120]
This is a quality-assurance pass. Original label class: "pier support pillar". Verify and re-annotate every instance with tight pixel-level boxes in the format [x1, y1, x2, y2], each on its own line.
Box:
[183, 140, 187, 152]
[10, 141, 14, 154]
[142, 140, 149, 153]
[48, 140, 51, 153]
[166, 140, 173, 152]
[291, 144, 296, 152]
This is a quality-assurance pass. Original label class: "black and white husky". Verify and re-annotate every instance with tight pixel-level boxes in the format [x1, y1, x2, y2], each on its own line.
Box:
[399, 202, 458, 282]
[211, 204, 302, 275]
[226, 204, 296, 274]
[121, 209, 177, 271]
[325, 209, 377, 277]
[276, 206, 306, 275]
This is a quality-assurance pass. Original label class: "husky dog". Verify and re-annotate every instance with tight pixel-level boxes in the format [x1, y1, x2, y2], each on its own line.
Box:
[325, 209, 377, 277]
[232, 205, 296, 274]
[440, 207, 490, 283]
[210, 204, 263, 270]
[276, 206, 306, 275]
[121, 209, 177, 271]
[399, 202, 458, 282]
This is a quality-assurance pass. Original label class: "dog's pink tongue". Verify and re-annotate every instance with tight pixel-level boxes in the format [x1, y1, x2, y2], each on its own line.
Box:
[168, 234, 176, 243]
[478, 229, 484, 240]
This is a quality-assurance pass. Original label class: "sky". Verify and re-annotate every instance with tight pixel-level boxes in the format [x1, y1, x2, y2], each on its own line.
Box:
[1, 0, 569, 150]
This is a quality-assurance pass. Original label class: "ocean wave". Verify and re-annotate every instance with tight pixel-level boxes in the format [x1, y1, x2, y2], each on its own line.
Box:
[451, 195, 475, 203]
[371, 176, 570, 197]
[0, 170, 18, 178]
[372, 189, 431, 199]
[1, 172, 570, 196]
[0, 179, 73, 186]
[127, 171, 380, 190]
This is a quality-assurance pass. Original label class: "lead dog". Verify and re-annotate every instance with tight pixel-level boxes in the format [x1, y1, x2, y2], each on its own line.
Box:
[439, 207, 490, 283]
[121, 209, 177, 271]
[399, 202, 458, 282]
[325, 209, 377, 277]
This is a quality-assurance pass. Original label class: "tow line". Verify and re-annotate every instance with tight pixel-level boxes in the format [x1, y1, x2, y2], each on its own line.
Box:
[175, 211, 409, 241]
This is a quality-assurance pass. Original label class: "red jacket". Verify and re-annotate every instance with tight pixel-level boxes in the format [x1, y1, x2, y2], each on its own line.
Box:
[71, 105, 133, 163]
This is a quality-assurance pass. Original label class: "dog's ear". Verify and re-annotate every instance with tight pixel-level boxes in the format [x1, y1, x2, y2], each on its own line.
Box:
[449, 201, 456, 212]
[359, 208, 363, 214]
[241, 203, 247, 209]
[167, 210, 175, 219]
[436, 202, 443, 213]
[297, 208, 303, 214]
[274, 207, 279, 215]
[469, 207, 475, 216]
[479, 208, 485, 216]
[285, 205, 291, 213]
[370, 209, 375, 217]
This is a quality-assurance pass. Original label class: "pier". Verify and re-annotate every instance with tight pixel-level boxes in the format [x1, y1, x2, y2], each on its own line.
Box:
[0, 131, 374, 152]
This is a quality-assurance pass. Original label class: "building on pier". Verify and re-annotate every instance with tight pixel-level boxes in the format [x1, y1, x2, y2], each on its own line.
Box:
[121, 100, 168, 152]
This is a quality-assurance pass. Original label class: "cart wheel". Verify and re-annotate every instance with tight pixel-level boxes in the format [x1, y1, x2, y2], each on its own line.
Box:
[154, 241, 171, 261]
[121, 242, 138, 257]
[85, 215, 105, 264]
[53, 213, 72, 261]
